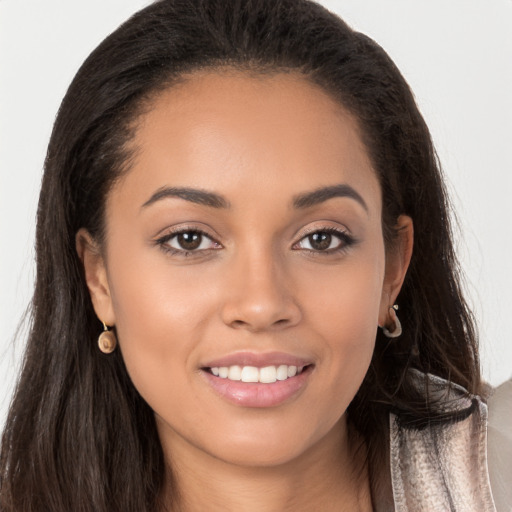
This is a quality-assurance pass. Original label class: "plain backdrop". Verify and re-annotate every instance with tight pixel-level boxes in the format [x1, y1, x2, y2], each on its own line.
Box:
[1, 0, 511, 430]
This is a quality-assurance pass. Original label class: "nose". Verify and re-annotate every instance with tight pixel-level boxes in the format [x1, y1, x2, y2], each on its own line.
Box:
[220, 250, 302, 332]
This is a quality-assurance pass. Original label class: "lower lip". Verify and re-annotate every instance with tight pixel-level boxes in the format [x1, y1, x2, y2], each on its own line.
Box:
[202, 366, 313, 408]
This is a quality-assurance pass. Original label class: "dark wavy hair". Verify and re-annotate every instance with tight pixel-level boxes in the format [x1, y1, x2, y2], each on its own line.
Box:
[0, 0, 480, 510]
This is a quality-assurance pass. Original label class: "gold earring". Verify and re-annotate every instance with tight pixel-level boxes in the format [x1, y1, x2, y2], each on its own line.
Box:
[382, 305, 402, 338]
[98, 321, 117, 353]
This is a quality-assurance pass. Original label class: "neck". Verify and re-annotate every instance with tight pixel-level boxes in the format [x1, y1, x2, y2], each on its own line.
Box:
[159, 419, 372, 512]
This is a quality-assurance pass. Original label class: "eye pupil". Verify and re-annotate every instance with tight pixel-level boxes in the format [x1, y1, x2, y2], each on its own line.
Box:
[177, 232, 202, 250]
[309, 232, 331, 250]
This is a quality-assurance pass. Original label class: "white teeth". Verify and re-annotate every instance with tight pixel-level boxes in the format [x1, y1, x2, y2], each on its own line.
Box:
[241, 366, 259, 383]
[276, 364, 288, 381]
[228, 365, 242, 381]
[259, 366, 277, 383]
[210, 364, 307, 383]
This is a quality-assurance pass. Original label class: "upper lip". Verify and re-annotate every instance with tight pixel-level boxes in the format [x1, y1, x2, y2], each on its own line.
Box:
[201, 351, 313, 369]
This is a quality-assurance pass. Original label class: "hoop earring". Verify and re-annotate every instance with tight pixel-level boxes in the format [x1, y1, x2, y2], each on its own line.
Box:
[98, 321, 117, 354]
[382, 305, 402, 338]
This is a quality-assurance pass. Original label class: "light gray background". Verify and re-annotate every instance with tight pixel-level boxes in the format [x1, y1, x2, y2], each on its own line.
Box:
[1, 0, 511, 430]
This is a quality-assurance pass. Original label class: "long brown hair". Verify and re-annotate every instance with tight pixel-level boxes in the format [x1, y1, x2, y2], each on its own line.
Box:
[1, 1, 480, 510]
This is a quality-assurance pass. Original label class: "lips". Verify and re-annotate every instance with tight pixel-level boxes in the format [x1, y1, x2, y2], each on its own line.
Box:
[202, 351, 311, 369]
[200, 352, 314, 407]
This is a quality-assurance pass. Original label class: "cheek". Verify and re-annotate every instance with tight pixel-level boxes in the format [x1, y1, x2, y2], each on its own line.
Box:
[297, 245, 385, 392]
[107, 231, 221, 336]
[104, 246, 218, 401]
[300, 244, 385, 341]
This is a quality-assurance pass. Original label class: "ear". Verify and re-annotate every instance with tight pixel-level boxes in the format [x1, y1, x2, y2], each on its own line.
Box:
[378, 215, 414, 327]
[76, 228, 116, 326]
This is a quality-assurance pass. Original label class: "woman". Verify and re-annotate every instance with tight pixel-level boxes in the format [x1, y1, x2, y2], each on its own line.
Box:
[0, 0, 509, 510]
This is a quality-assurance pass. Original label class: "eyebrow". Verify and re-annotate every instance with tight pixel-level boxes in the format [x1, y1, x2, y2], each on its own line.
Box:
[141, 186, 230, 209]
[292, 184, 368, 212]
[141, 183, 368, 212]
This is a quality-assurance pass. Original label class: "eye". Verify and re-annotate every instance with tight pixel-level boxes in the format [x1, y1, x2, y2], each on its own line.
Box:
[157, 229, 221, 254]
[294, 228, 354, 253]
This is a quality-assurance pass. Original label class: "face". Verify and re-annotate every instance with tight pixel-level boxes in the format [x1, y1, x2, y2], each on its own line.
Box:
[80, 71, 411, 468]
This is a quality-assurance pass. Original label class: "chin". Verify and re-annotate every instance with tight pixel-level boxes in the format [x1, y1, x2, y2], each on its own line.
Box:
[202, 413, 346, 469]
[210, 438, 315, 468]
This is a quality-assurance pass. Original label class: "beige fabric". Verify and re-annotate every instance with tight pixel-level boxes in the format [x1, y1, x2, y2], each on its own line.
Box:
[487, 378, 512, 512]
[389, 372, 497, 512]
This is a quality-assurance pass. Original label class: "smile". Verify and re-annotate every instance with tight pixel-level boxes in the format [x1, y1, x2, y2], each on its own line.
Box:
[201, 355, 314, 407]
[209, 364, 305, 383]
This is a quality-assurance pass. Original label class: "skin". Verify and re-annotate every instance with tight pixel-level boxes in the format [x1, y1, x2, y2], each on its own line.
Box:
[78, 70, 413, 511]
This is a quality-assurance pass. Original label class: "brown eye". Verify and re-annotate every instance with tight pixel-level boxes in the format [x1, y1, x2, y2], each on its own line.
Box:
[162, 230, 220, 253]
[176, 232, 202, 250]
[308, 232, 332, 251]
[295, 228, 353, 253]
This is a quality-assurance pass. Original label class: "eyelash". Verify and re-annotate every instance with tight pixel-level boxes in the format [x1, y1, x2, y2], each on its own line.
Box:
[292, 227, 356, 256]
[155, 228, 221, 257]
[155, 226, 356, 257]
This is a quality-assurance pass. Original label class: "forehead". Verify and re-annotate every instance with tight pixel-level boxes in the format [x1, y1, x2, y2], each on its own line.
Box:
[113, 70, 381, 216]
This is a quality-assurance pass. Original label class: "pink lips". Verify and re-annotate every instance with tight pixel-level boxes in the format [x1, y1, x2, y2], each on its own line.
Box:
[200, 352, 313, 408]
[203, 351, 311, 369]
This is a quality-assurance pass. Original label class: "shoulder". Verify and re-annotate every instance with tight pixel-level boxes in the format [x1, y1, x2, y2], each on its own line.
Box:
[487, 378, 512, 512]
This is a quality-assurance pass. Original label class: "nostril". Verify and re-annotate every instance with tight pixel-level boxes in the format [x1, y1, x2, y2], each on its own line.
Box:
[230, 319, 249, 329]
[221, 291, 302, 331]
[228, 317, 293, 332]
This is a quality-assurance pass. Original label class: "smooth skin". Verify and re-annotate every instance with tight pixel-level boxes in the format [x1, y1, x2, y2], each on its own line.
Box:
[78, 70, 413, 512]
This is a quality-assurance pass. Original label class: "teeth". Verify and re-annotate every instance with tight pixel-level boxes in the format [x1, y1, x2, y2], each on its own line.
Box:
[241, 366, 259, 383]
[228, 365, 242, 381]
[276, 364, 288, 381]
[259, 366, 277, 383]
[210, 364, 306, 383]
